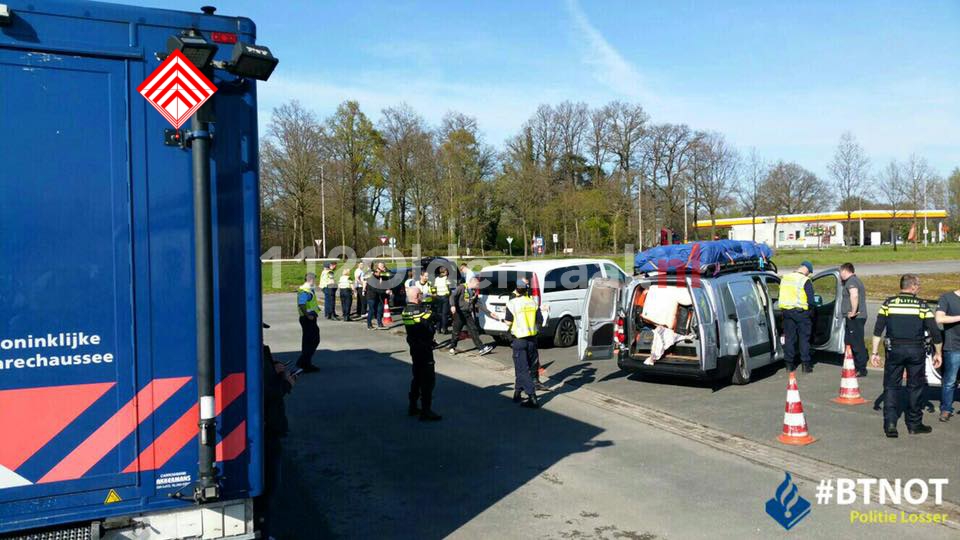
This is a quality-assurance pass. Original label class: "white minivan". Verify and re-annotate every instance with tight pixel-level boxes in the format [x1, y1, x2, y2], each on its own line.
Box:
[476, 259, 630, 347]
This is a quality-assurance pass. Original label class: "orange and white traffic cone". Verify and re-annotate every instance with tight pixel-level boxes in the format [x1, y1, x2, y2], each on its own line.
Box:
[777, 371, 817, 446]
[832, 345, 867, 405]
[382, 299, 394, 326]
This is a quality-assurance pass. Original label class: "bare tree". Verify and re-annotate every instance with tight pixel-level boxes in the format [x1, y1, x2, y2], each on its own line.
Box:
[260, 101, 324, 256]
[827, 131, 870, 246]
[527, 104, 561, 171]
[586, 107, 610, 186]
[738, 149, 767, 242]
[949, 168, 960, 239]
[760, 161, 829, 248]
[603, 101, 649, 249]
[643, 123, 699, 241]
[694, 133, 739, 240]
[902, 154, 934, 247]
[380, 104, 429, 246]
[876, 160, 906, 251]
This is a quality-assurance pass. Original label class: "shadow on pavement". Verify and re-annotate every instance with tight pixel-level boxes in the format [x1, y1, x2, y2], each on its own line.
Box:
[268, 347, 608, 539]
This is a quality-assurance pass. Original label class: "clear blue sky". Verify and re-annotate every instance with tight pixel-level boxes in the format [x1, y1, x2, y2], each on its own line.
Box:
[130, 0, 959, 179]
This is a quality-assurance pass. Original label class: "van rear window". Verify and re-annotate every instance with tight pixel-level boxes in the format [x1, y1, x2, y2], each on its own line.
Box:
[477, 271, 527, 296]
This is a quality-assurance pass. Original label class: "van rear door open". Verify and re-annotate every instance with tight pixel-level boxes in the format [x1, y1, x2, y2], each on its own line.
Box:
[811, 269, 846, 354]
[726, 278, 773, 369]
[688, 277, 719, 371]
[577, 278, 622, 361]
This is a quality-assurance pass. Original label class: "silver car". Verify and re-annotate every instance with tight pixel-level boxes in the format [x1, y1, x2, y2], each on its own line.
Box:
[578, 268, 847, 384]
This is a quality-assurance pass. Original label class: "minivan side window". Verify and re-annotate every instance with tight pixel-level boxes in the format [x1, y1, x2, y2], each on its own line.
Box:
[603, 263, 627, 282]
[543, 264, 601, 293]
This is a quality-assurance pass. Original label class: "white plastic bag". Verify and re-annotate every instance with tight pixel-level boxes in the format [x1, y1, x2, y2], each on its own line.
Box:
[926, 352, 942, 387]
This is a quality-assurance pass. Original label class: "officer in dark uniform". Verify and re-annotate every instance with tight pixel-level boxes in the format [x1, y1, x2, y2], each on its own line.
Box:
[871, 274, 943, 438]
[403, 287, 441, 421]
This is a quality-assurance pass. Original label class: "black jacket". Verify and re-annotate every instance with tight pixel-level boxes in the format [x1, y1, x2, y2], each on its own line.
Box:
[402, 303, 435, 348]
[874, 293, 941, 345]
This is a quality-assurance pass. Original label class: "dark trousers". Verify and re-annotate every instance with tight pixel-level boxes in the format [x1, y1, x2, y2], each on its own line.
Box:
[355, 287, 365, 316]
[323, 286, 337, 318]
[426, 300, 439, 331]
[450, 310, 484, 350]
[436, 297, 450, 332]
[409, 344, 436, 411]
[366, 297, 383, 327]
[883, 345, 926, 428]
[512, 337, 537, 397]
[339, 289, 353, 320]
[845, 317, 868, 371]
[783, 309, 812, 369]
[297, 314, 320, 368]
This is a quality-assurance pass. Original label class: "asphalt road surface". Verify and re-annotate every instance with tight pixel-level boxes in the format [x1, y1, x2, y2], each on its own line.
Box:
[263, 294, 958, 539]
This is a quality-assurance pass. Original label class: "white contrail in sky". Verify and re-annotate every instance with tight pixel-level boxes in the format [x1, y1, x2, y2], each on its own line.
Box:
[564, 0, 658, 105]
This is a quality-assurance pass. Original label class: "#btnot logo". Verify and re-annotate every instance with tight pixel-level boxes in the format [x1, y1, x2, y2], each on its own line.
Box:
[137, 49, 217, 129]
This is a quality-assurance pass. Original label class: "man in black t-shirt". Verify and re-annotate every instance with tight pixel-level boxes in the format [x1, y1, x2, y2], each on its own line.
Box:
[936, 286, 960, 422]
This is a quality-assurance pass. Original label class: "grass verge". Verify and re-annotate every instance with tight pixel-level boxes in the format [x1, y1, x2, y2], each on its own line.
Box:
[860, 273, 958, 301]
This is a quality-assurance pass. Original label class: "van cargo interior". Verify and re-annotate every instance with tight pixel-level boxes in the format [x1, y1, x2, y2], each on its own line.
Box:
[629, 284, 701, 365]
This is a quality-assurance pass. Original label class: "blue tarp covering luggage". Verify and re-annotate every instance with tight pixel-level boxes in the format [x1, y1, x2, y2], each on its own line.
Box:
[634, 240, 774, 274]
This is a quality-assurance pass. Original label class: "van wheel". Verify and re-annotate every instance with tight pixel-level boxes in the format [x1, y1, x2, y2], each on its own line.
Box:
[552, 316, 577, 348]
[731, 352, 751, 385]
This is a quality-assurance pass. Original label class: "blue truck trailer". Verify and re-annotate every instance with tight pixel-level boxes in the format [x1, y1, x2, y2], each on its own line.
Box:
[0, 1, 276, 537]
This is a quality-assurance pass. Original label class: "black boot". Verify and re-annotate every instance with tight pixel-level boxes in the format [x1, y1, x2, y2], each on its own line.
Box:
[907, 424, 932, 434]
[884, 424, 899, 438]
[521, 394, 540, 409]
[512, 390, 522, 403]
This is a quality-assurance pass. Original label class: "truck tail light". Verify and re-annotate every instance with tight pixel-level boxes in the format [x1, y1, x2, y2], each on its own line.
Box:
[614, 317, 625, 345]
[211, 32, 238, 44]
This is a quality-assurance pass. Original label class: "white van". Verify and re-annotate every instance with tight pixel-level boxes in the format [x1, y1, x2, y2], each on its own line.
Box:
[476, 259, 630, 347]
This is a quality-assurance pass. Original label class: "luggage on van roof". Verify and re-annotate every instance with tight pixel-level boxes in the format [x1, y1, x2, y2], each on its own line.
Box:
[633, 240, 774, 275]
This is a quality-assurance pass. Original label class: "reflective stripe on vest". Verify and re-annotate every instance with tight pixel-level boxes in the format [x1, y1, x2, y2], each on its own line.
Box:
[402, 307, 431, 325]
[508, 296, 539, 338]
[298, 285, 319, 314]
[435, 276, 450, 296]
[780, 272, 809, 310]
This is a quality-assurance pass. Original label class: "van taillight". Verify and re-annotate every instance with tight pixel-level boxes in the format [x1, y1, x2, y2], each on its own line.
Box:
[614, 317, 625, 344]
[531, 274, 541, 305]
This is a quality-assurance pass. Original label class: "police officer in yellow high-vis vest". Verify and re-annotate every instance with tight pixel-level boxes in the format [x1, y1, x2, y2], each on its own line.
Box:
[505, 277, 543, 408]
[296, 273, 321, 372]
[781, 261, 817, 373]
[319, 262, 339, 320]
